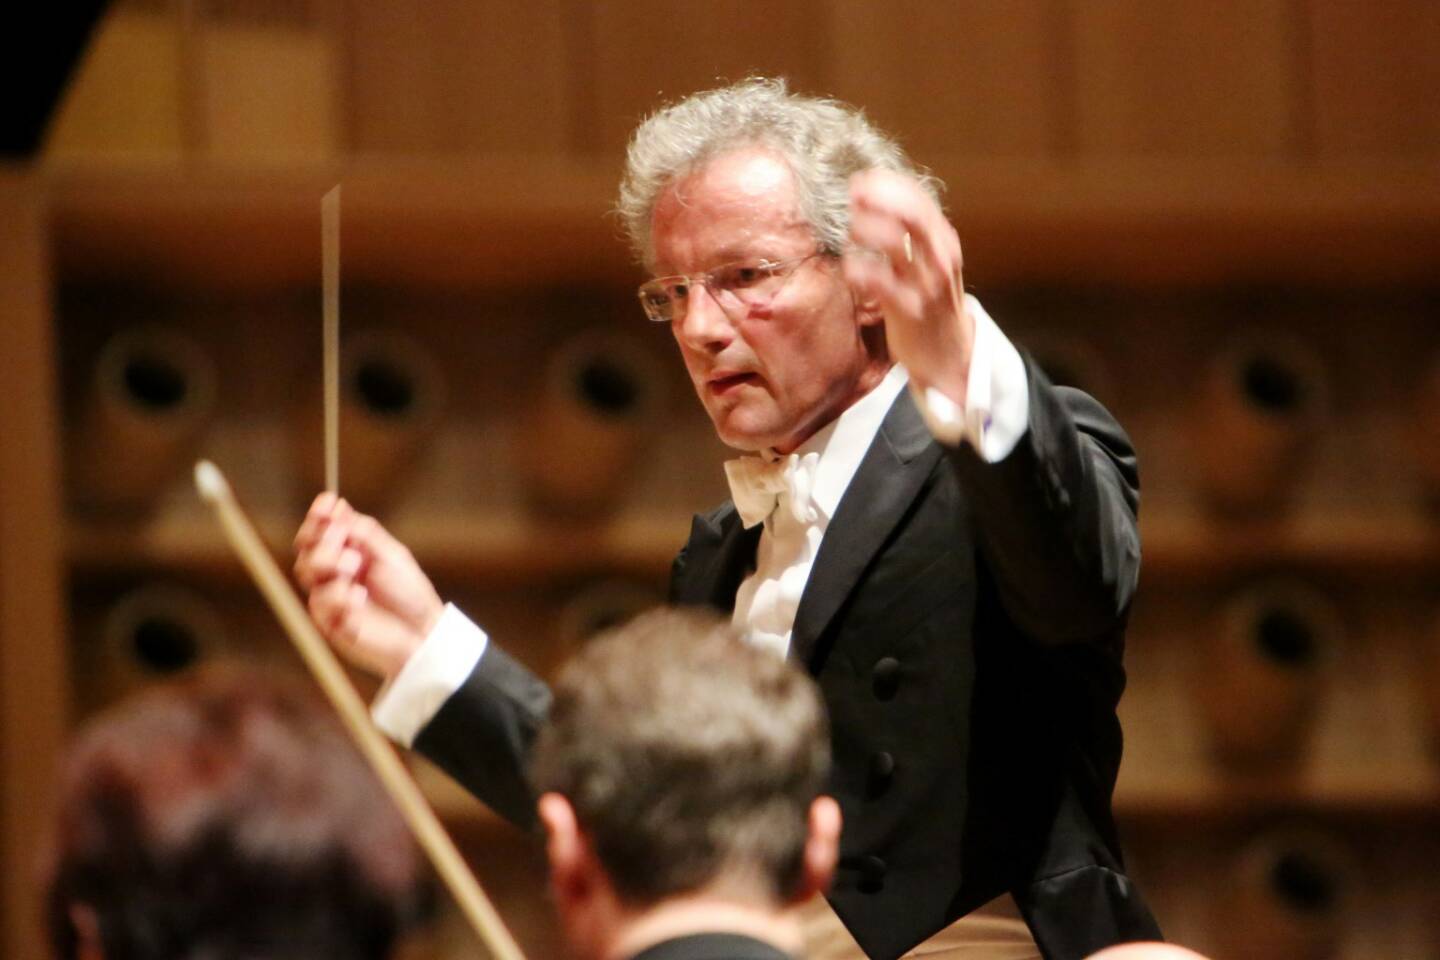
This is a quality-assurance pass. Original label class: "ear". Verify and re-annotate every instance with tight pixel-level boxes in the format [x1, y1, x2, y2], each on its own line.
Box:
[853, 293, 886, 329]
[794, 795, 842, 902]
[537, 792, 591, 899]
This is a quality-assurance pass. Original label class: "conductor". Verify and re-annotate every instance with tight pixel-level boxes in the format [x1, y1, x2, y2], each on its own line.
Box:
[295, 77, 1160, 960]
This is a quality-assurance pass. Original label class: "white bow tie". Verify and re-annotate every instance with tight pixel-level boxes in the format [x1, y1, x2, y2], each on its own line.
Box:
[724, 451, 821, 529]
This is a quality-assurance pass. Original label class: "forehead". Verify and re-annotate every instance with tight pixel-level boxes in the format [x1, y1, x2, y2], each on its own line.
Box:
[650, 148, 811, 271]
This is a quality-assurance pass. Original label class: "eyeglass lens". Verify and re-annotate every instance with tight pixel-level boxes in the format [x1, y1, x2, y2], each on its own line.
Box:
[639, 256, 814, 322]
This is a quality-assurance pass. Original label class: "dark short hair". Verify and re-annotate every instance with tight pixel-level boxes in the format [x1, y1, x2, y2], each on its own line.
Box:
[530, 607, 830, 905]
[43, 667, 429, 960]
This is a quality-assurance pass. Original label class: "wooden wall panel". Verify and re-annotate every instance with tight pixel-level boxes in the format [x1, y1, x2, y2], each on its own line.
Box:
[1124, 820, 1440, 959]
[196, 22, 340, 162]
[44, 6, 186, 163]
[827, 0, 1063, 159]
[344, 0, 570, 154]
[1069, 0, 1299, 157]
[21, 4, 1440, 957]
[1308, 0, 1440, 156]
[0, 172, 68, 960]
[581, 0, 829, 156]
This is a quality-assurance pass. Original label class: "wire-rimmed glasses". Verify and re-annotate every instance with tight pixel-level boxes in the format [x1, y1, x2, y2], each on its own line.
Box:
[637, 252, 829, 324]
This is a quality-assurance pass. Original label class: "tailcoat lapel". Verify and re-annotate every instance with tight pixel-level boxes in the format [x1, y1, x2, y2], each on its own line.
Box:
[789, 390, 945, 668]
[669, 503, 762, 612]
[672, 391, 943, 666]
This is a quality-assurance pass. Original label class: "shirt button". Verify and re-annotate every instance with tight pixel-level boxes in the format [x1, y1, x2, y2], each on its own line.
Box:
[872, 657, 901, 700]
[867, 751, 896, 797]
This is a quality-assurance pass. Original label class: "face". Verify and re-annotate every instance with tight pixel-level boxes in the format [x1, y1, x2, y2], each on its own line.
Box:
[649, 149, 887, 453]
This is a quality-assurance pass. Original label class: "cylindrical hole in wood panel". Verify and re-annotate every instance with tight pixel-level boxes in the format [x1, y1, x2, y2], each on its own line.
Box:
[1414, 355, 1440, 511]
[294, 328, 444, 511]
[1221, 828, 1351, 960]
[69, 327, 217, 512]
[515, 331, 662, 519]
[1192, 333, 1326, 514]
[85, 583, 228, 708]
[1194, 582, 1340, 767]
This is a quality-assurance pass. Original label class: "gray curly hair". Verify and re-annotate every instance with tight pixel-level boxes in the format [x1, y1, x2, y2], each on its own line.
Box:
[617, 77, 942, 269]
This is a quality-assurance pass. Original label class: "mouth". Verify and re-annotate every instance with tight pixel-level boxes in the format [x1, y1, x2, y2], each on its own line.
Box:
[707, 371, 760, 395]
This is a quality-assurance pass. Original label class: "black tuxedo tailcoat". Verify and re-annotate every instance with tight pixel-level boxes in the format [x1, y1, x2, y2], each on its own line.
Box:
[415, 356, 1162, 960]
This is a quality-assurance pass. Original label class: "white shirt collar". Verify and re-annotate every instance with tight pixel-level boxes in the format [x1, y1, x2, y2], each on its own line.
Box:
[772, 364, 908, 523]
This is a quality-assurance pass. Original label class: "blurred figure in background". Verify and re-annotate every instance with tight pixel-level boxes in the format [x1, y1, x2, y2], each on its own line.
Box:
[41, 667, 429, 960]
[531, 607, 840, 960]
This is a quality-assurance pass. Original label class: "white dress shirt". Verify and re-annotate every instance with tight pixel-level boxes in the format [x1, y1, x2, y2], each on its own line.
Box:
[730, 365, 906, 658]
[373, 295, 1029, 746]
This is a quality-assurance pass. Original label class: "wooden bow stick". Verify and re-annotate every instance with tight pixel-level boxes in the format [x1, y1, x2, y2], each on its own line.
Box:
[194, 460, 527, 960]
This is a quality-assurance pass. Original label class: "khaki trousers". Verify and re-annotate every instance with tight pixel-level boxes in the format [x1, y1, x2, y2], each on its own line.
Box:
[794, 893, 1041, 960]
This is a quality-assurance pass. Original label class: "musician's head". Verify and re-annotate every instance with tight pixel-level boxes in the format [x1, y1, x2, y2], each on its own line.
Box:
[530, 607, 839, 958]
[43, 667, 429, 960]
[619, 78, 942, 453]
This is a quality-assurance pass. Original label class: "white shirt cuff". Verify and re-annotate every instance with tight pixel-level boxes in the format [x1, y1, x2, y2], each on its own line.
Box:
[371, 602, 488, 748]
[910, 294, 1029, 462]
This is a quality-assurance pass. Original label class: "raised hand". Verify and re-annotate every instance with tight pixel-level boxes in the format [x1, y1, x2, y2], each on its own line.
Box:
[844, 169, 975, 405]
[293, 493, 443, 679]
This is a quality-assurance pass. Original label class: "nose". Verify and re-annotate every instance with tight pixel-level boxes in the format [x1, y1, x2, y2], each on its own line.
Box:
[673, 282, 734, 353]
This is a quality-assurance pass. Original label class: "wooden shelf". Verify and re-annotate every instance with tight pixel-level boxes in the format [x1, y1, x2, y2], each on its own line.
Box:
[66, 507, 682, 582]
[937, 156, 1440, 290]
[67, 504, 1435, 582]
[424, 737, 1440, 827]
[1115, 770, 1440, 821]
[44, 157, 631, 295]
[421, 760, 1440, 831]
[1140, 510, 1439, 581]
[42, 157, 1440, 294]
